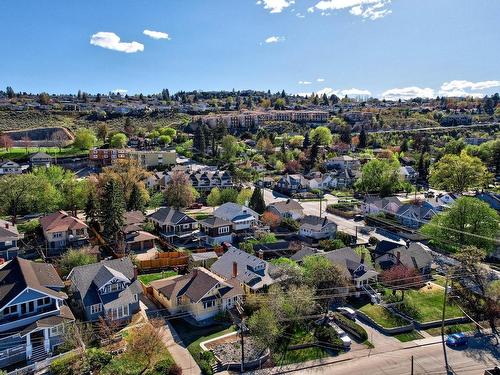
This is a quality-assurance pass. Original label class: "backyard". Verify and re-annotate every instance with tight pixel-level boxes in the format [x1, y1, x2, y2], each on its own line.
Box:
[359, 304, 409, 328]
[0, 146, 88, 160]
[138, 271, 178, 285]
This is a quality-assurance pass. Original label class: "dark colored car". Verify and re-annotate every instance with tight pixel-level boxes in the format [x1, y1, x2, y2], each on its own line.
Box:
[188, 203, 203, 209]
[446, 333, 468, 347]
[353, 214, 364, 222]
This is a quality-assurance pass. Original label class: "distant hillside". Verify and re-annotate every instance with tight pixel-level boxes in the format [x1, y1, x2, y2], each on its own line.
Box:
[0, 110, 192, 133]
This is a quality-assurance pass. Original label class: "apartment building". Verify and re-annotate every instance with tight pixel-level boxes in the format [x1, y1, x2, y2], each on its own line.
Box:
[89, 149, 176, 168]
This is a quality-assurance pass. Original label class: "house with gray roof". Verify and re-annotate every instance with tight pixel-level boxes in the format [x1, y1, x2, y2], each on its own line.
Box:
[0, 160, 22, 175]
[0, 219, 23, 260]
[150, 267, 243, 322]
[267, 199, 304, 220]
[275, 174, 309, 195]
[68, 257, 142, 322]
[374, 242, 433, 276]
[0, 257, 74, 368]
[322, 247, 378, 290]
[362, 196, 403, 216]
[210, 247, 278, 292]
[197, 216, 233, 245]
[396, 201, 437, 228]
[147, 207, 198, 244]
[29, 152, 52, 168]
[299, 215, 337, 240]
[213, 203, 259, 232]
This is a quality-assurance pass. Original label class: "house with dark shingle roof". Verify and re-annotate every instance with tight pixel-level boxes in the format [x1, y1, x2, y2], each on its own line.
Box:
[299, 215, 337, 240]
[267, 199, 304, 220]
[150, 267, 243, 322]
[322, 247, 378, 290]
[275, 174, 309, 195]
[0, 257, 74, 368]
[68, 257, 142, 322]
[197, 216, 233, 245]
[0, 219, 23, 260]
[210, 247, 279, 293]
[396, 201, 437, 228]
[374, 242, 433, 276]
[122, 211, 157, 254]
[147, 207, 198, 243]
[39, 211, 89, 255]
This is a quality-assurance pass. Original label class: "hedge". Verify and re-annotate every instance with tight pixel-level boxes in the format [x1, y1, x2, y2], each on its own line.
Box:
[332, 312, 368, 341]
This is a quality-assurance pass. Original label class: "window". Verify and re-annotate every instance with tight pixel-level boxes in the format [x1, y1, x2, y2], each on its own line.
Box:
[90, 304, 102, 314]
[203, 300, 216, 309]
[133, 294, 138, 302]
[50, 325, 64, 337]
[3, 305, 17, 315]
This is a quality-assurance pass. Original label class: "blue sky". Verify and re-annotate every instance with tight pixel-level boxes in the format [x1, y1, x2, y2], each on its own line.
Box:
[1, 0, 499, 99]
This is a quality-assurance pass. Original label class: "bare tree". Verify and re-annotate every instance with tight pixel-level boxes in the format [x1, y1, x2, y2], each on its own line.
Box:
[51, 129, 68, 153]
[127, 318, 166, 374]
[0, 135, 13, 151]
[20, 136, 32, 154]
[97, 316, 121, 345]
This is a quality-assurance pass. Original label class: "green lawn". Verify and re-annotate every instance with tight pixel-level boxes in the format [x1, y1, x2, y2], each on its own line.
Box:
[272, 347, 330, 366]
[0, 146, 88, 160]
[138, 271, 178, 285]
[394, 330, 424, 342]
[432, 275, 447, 287]
[425, 322, 480, 337]
[401, 289, 463, 323]
[359, 304, 409, 328]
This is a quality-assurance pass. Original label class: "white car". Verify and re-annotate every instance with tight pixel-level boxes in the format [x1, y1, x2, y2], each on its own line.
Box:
[337, 307, 357, 320]
[328, 322, 352, 348]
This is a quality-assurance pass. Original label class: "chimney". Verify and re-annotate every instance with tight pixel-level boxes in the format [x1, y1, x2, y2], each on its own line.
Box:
[258, 250, 264, 260]
[396, 251, 401, 264]
[360, 251, 365, 264]
[192, 268, 198, 277]
[133, 265, 138, 280]
[232, 261, 238, 278]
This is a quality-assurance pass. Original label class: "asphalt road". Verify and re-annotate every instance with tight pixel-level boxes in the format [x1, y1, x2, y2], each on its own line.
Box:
[245, 335, 499, 375]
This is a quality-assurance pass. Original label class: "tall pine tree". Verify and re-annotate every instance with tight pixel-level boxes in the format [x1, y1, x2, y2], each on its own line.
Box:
[249, 187, 266, 214]
[99, 179, 125, 242]
[359, 127, 367, 148]
[84, 189, 99, 228]
[127, 183, 145, 213]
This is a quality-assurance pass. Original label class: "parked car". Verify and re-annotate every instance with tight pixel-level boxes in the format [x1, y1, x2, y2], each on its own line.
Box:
[337, 307, 357, 320]
[188, 203, 203, 209]
[424, 191, 435, 198]
[446, 333, 468, 347]
[328, 322, 352, 348]
[353, 214, 364, 222]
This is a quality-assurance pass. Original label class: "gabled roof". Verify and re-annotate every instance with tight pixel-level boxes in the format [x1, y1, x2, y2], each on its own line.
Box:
[268, 199, 303, 213]
[68, 257, 135, 307]
[93, 266, 129, 289]
[39, 211, 88, 233]
[210, 247, 278, 290]
[199, 216, 232, 228]
[151, 267, 241, 304]
[0, 219, 21, 242]
[0, 257, 66, 307]
[322, 247, 377, 281]
[0, 160, 20, 168]
[30, 152, 52, 160]
[147, 207, 195, 225]
[213, 203, 258, 222]
[380, 242, 433, 271]
[300, 215, 336, 231]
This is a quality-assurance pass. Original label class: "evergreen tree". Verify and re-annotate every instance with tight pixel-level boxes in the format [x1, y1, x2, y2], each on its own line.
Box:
[249, 187, 266, 214]
[99, 180, 125, 242]
[303, 132, 311, 150]
[339, 124, 352, 144]
[84, 189, 99, 228]
[193, 125, 206, 155]
[359, 127, 367, 148]
[77, 90, 82, 100]
[307, 136, 320, 172]
[322, 93, 329, 106]
[127, 183, 145, 212]
[400, 138, 409, 152]
[417, 152, 429, 182]
[6, 86, 15, 99]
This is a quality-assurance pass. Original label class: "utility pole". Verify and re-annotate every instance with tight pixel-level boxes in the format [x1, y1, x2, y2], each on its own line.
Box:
[411, 355, 414, 375]
[319, 194, 323, 218]
[235, 301, 246, 373]
[441, 270, 450, 374]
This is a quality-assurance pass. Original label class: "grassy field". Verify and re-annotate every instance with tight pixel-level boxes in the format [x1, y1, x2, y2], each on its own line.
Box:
[137, 271, 178, 285]
[272, 346, 330, 366]
[0, 146, 88, 160]
[359, 304, 409, 328]
[402, 289, 464, 323]
[425, 322, 481, 337]
[432, 275, 447, 287]
[394, 330, 424, 342]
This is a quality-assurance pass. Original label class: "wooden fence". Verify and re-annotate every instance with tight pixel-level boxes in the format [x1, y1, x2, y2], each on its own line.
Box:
[138, 251, 189, 270]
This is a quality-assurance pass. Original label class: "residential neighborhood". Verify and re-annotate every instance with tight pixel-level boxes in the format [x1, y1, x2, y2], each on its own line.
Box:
[0, 1, 499, 374]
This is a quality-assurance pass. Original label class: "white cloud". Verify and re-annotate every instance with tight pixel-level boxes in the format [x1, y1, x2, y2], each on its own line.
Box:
[299, 81, 312, 85]
[264, 36, 285, 43]
[143, 29, 171, 40]
[90, 32, 144, 53]
[298, 87, 371, 97]
[112, 89, 128, 95]
[311, 0, 392, 20]
[257, 0, 295, 13]
[440, 80, 500, 92]
[381, 86, 435, 100]
[438, 89, 485, 98]
[317, 78, 325, 82]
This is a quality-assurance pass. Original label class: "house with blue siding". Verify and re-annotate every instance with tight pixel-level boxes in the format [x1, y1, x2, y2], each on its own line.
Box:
[68, 258, 142, 322]
[0, 219, 23, 260]
[0, 257, 74, 369]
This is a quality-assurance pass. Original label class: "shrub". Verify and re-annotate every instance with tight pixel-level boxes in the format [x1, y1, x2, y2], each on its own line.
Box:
[314, 326, 343, 348]
[50, 352, 79, 375]
[152, 357, 175, 374]
[332, 312, 368, 341]
[85, 348, 112, 371]
[168, 364, 182, 375]
[197, 351, 216, 375]
[281, 217, 300, 231]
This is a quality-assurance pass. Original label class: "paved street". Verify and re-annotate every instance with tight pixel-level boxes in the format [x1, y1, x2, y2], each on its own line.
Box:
[244, 335, 499, 375]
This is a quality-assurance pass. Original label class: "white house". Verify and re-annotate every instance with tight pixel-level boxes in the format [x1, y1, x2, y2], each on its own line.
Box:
[213, 202, 259, 232]
[0, 160, 22, 175]
[299, 215, 337, 240]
